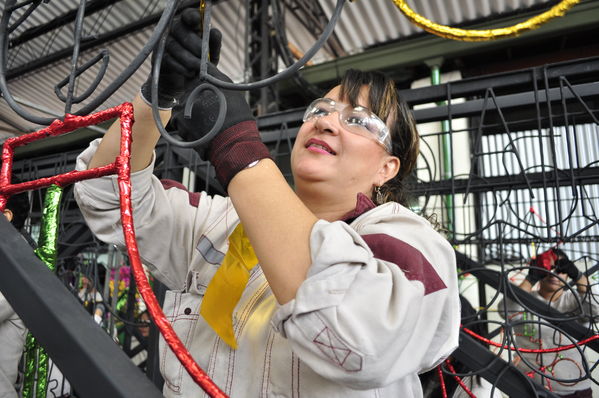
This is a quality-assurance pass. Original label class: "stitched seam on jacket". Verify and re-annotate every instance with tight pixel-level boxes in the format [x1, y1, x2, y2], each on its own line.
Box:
[261, 328, 276, 398]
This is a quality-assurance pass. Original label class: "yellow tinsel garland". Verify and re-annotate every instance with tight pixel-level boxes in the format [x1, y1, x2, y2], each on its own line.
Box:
[391, 0, 582, 41]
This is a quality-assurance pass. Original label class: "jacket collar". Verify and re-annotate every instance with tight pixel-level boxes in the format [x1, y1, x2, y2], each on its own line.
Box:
[341, 193, 377, 223]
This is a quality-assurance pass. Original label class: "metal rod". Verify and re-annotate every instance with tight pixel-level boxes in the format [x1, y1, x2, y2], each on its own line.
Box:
[0, 217, 163, 397]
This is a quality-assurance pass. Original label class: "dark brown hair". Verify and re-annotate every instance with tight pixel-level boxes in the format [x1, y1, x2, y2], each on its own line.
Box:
[338, 69, 419, 206]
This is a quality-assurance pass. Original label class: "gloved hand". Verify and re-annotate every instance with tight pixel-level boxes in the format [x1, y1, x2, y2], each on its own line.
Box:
[555, 258, 582, 282]
[170, 63, 271, 189]
[171, 63, 252, 139]
[525, 261, 546, 285]
[141, 8, 222, 109]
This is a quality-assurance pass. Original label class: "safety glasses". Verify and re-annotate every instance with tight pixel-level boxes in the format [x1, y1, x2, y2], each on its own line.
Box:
[302, 98, 392, 153]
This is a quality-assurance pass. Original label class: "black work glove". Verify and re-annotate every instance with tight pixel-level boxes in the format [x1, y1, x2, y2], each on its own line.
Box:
[170, 63, 271, 189]
[171, 63, 252, 138]
[525, 262, 546, 285]
[141, 8, 222, 109]
[555, 258, 582, 282]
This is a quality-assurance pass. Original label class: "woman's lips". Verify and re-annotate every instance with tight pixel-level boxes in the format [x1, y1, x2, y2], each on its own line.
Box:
[305, 138, 336, 155]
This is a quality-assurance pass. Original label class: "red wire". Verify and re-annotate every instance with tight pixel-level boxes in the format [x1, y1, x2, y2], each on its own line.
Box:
[437, 365, 448, 398]
[461, 325, 599, 354]
[116, 104, 227, 397]
[445, 360, 477, 398]
[528, 206, 561, 237]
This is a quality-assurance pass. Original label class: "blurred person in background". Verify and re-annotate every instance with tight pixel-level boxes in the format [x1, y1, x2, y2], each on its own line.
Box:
[499, 248, 597, 398]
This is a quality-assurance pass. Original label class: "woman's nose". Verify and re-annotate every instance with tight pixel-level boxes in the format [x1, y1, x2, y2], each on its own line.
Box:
[314, 113, 340, 135]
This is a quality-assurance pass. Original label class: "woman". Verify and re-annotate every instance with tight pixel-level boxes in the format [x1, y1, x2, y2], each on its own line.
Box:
[74, 9, 459, 397]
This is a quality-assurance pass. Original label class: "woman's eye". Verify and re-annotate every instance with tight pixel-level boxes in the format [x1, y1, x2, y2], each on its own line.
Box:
[313, 107, 329, 116]
[346, 116, 365, 126]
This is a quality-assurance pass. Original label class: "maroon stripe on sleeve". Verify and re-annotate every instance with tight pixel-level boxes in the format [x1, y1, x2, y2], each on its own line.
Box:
[160, 179, 200, 208]
[361, 234, 446, 295]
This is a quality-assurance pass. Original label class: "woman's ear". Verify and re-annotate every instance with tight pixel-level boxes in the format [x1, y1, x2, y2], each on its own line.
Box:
[3, 209, 13, 223]
[378, 155, 400, 185]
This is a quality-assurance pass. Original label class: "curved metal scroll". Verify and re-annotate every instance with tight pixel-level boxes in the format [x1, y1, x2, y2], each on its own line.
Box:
[54, 50, 110, 105]
[148, 0, 346, 147]
[0, 0, 182, 125]
[202, 0, 346, 91]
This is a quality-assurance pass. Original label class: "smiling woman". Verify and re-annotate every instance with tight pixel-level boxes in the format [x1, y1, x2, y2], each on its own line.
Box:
[73, 15, 460, 397]
[292, 69, 419, 210]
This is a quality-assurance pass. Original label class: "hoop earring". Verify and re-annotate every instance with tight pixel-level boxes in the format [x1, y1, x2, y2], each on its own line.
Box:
[375, 186, 384, 205]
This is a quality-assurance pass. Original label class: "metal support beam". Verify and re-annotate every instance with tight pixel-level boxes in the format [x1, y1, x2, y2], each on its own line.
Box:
[246, 0, 279, 115]
[0, 216, 162, 398]
[412, 81, 599, 124]
[400, 57, 599, 106]
[412, 166, 599, 197]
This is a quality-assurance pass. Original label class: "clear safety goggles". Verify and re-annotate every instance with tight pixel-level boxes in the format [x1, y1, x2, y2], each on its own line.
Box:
[302, 98, 392, 153]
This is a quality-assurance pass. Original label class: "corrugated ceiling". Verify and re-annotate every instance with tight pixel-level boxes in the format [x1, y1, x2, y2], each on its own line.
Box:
[0, 0, 560, 138]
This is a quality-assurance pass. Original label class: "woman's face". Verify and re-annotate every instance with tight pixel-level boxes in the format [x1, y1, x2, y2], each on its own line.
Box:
[291, 85, 399, 198]
[540, 272, 568, 293]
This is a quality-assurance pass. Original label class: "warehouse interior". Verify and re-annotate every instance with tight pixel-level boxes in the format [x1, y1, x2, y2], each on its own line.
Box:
[0, 0, 598, 397]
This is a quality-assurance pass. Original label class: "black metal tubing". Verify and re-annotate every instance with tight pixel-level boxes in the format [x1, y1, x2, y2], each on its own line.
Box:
[0, 0, 181, 124]
[8, 0, 124, 48]
[146, 0, 346, 148]
[0, 113, 30, 132]
[150, 3, 226, 149]
[54, 50, 110, 105]
[63, 0, 89, 113]
[5, 0, 40, 34]
[412, 81, 599, 124]
[202, 0, 346, 91]
[5, 0, 203, 80]
[257, 108, 305, 130]
[0, 217, 162, 398]
[453, 332, 561, 398]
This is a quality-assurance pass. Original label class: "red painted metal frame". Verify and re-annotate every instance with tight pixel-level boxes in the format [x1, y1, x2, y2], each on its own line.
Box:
[0, 103, 227, 397]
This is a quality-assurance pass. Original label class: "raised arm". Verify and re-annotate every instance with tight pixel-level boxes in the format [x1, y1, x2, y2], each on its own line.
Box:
[88, 8, 222, 172]
[170, 63, 313, 304]
[229, 160, 317, 304]
[87, 94, 168, 172]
